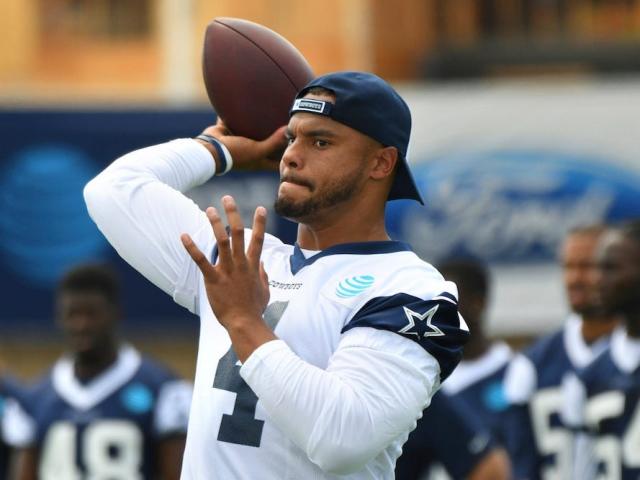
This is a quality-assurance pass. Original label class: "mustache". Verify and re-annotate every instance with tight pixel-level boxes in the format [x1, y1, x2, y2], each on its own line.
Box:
[280, 175, 314, 190]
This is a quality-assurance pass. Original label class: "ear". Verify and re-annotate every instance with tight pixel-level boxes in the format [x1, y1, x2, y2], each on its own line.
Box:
[369, 146, 398, 180]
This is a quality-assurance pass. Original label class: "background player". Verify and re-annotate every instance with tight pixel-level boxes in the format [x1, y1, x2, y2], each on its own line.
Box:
[564, 220, 640, 479]
[437, 258, 512, 439]
[7, 264, 192, 480]
[83, 71, 470, 478]
[395, 392, 511, 480]
[0, 367, 30, 480]
[502, 225, 619, 479]
[396, 257, 512, 480]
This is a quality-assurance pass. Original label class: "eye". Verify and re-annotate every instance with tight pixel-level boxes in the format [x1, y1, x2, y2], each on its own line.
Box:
[314, 139, 329, 148]
[285, 135, 295, 145]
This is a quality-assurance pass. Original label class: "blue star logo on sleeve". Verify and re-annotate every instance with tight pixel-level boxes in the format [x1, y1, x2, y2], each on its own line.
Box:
[399, 305, 445, 339]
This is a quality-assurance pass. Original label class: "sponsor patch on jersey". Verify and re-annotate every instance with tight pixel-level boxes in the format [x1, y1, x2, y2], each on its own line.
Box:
[335, 275, 375, 298]
[121, 383, 154, 414]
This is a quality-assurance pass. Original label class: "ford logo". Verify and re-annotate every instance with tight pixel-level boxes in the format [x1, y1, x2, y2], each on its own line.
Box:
[386, 150, 640, 263]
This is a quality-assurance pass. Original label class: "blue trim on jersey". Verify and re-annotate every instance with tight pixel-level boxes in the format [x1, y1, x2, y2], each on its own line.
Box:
[342, 293, 469, 380]
[289, 240, 413, 274]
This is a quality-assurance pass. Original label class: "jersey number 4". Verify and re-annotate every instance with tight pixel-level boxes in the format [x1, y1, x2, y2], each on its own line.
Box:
[212, 301, 289, 447]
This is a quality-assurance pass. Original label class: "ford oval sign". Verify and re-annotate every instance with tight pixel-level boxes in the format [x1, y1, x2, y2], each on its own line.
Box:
[386, 150, 640, 263]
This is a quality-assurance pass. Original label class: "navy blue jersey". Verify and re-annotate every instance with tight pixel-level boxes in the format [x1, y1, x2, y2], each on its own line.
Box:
[502, 315, 610, 480]
[442, 342, 511, 442]
[22, 346, 191, 480]
[571, 328, 640, 480]
[396, 391, 496, 480]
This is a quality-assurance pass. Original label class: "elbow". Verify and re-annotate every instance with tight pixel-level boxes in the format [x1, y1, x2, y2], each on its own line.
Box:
[306, 416, 384, 475]
[83, 177, 101, 217]
[83, 176, 111, 223]
[309, 444, 372, 476]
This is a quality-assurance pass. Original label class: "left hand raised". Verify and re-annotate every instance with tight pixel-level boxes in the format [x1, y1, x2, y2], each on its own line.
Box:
[180, 196, 272, 343]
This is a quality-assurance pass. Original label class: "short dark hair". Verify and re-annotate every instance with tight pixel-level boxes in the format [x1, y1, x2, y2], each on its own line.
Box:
[437, 257, 490, 299]
[304, 86, 335, 98]
[58, 263, 120, 305]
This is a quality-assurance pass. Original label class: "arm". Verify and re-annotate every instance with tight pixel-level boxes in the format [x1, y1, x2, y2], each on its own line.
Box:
[153, 379, 192, 480]
[468, 448, 512, 480]
[10, 447, 38, 480]
[155, 436, 186, 480]
[84, 124, 287, 312]
[83, 139, 215, 311]
[241, 330, 440, 475]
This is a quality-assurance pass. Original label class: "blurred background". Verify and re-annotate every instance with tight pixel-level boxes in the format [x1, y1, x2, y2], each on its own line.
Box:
[1, 0, 640, 381]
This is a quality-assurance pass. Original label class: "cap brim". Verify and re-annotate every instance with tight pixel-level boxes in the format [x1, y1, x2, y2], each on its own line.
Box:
[388, 157, 424, 204]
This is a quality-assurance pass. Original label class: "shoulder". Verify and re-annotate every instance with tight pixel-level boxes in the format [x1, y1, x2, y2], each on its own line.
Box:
[522, 328, 566, 365]
[136, 356, 179, 384]
[337, 254, 469, 381]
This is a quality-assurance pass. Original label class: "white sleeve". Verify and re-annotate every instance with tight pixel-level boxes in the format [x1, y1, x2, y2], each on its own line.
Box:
[2, 398, 36, 448]
[503, 353, 537, 405]
[239, 327, 439, 475]
[83, 139, 215, 312]
[154, 379, 193, 436]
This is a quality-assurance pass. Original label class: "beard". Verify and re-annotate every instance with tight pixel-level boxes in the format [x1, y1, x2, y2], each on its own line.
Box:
[274, 163, 366, 222]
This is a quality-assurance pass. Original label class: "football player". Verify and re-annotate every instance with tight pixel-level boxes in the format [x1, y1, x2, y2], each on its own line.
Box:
[395, 392, 511, 480]
[437, 258, 512, 439]
[8, 264, 192, 480]
[0, 371, 30, 480]
[502, 225, 618, 479]
[83, 71, 470, 478]
[564, 220, 640, 479]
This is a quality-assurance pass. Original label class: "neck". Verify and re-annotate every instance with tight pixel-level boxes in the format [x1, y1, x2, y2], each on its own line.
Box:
[581, 315, 619, 344]
[626, 311, 640, 338]
[463, 332, 490, 360]
[73, 343, 119, 382]
[296, 199, 389, 250]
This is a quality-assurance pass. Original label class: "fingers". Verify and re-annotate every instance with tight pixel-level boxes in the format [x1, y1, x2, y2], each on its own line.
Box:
[206, 207, 232, 266]
[221, 196, 245, 264]
[247, 206, 267, 267]
[259, 126, 288, 158]
[181, 233, 215, 278]
[259, 261, 269, 289]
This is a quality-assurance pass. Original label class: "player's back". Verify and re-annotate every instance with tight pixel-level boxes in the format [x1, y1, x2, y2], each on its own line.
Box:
[442, 342, 512, 440]
[28, 346, 190, 480]
[396, 391, 497, 480]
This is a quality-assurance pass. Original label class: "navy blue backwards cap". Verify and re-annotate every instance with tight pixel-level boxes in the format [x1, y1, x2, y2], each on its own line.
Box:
[290, 71, 424, 204]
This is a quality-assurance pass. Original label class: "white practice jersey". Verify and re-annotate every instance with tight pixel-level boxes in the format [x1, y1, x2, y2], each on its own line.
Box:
[84, 139, 470, 479]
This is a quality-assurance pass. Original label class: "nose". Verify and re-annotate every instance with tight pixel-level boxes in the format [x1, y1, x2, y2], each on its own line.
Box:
[281, 139, 301, 171]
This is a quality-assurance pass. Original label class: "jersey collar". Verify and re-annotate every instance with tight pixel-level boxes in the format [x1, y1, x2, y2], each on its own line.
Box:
[563, 314, 610, 369]
[289, 240, 413, 275]
[610, 327, 640, 373]
[52, 344, 142, 411]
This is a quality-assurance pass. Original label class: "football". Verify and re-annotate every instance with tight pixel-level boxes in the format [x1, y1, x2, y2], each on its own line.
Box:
[202, 17, 315, 140]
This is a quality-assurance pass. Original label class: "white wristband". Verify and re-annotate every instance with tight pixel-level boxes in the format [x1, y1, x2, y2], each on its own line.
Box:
[217, 141, 234, 175]
[195, 134, 234, 176]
